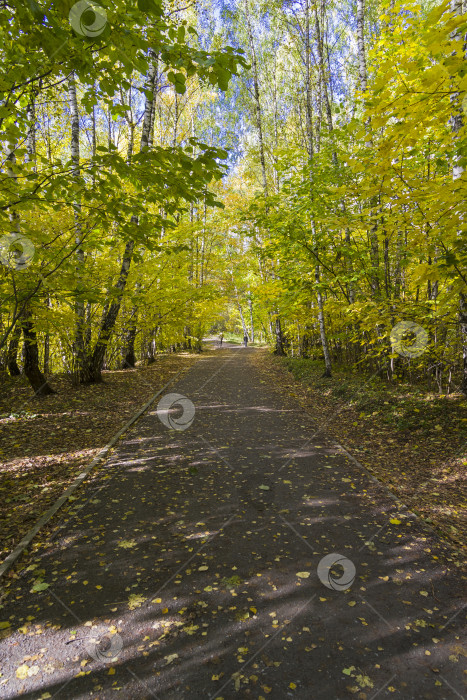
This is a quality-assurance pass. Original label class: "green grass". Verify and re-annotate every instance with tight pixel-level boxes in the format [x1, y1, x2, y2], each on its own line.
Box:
[280, 356, 466, 435]
[224, 333, 243, 343]
[222, 333, 266, 346]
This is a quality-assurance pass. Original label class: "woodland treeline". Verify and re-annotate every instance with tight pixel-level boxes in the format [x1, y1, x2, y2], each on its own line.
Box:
[1, 0, 466, 397]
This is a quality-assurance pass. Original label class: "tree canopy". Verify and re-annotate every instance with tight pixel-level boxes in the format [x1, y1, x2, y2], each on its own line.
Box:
[0, 0, 466, 397]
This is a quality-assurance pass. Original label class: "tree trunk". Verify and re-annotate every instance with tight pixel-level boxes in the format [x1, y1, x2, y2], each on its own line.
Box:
[82, 55, 158, 383]
[245, 0, 288, 350]
[68, 74, 86, 383]
[314, 2, 335, 162]
[9, 99, 55, 394]
[304, 0, 332, 376]
[356, 0, 369, 94]
[6, 321, 21, 376]
[248, 292, 254, 343]
[450, 0, 466, 394]
[304, 0, 314, 162]
[122, 327, 137, 369]
[26, 98, 36, 168]
[450, 0, 465, 179]
[147, 57, 158, 149]
[43, 331, 50, 375]
[460, 293, 467, 395]
[315, 265, 332, 376]
[121, 308, 138, 369]
[43, 295, 51, 374]
[91, 92, 97, 186]
[274, 317, 286, 356]
[356, 0, 380, 297]
[314, 5, 355, 302]
[147, 330, 157, 364]
[86, 239, 135, 382]
[244, 0, 268, 196]
[236, 298, 248, 338]
[22, 311, 55, 395]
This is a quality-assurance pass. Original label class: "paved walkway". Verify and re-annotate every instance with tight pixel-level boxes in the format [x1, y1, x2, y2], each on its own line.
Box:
[0, 346, 465, 699]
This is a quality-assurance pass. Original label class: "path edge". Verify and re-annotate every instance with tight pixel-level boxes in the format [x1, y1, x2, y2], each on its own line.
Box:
[0, 368, 185, 579]
[335, 440, 466, 561]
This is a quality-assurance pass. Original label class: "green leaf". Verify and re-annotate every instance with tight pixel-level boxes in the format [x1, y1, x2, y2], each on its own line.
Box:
[137, 0, 162, 13]
[30, 581, 50, 593]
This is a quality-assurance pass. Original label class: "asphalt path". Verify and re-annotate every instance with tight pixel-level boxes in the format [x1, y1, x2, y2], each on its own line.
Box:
[0, 345, 465, 699]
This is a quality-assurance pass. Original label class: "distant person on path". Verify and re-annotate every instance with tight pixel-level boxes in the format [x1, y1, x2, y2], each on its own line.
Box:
[219, 333, 223, 346]
[243, 333, 248, 347]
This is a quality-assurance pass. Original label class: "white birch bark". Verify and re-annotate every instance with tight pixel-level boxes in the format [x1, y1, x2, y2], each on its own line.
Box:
[356, 0, 369, 93]
[244, 0, 268, 196]
[304, 0, 332, 377]
[356, 0, 380, 296]
[68, 73, 86, 381]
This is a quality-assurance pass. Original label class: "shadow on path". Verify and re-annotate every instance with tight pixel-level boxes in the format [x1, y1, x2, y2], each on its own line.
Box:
[0, 348, 465, 699]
